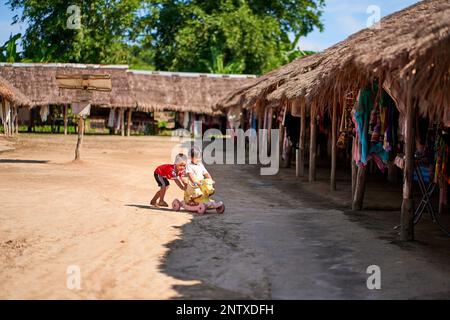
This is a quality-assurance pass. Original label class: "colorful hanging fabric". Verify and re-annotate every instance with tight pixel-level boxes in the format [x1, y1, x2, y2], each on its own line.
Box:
[435, 132, 449, 186]
[352, 85, 389, 171]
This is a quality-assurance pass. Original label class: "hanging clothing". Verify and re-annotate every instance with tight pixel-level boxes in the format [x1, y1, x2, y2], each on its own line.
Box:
[352, 86, 389, 171]
[107, 108, 115, 127]
[40, 105, 49, 122]
[435, 130, 450, 186]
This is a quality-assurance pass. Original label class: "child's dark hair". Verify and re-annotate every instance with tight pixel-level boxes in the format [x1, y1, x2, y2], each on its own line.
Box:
[190, 147, 202, 158]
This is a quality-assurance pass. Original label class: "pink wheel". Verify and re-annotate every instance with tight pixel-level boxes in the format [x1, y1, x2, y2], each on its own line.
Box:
[197, 203, 207, 215]
[172, 199, 181, 211]
[216, 204, 225, 214]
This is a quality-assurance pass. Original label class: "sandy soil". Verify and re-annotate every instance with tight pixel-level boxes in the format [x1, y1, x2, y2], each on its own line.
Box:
[0, 134, 197, 299]
[2, 134, 450, 300]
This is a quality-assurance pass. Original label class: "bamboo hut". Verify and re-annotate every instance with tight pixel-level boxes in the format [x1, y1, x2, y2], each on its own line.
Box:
[128, 70, 255, 133]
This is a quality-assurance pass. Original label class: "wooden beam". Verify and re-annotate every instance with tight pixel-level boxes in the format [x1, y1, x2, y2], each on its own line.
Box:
[400, 96, 416, 241]
[74, 116, 85, 161]
[331, 101, 338, 191]
[63, 105, 68, 135]
[309, 103, 317, 182]
[127, 108, 132, 137]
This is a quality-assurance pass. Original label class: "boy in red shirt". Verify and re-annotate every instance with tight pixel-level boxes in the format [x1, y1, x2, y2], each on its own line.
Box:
[151, 153, 188, 207]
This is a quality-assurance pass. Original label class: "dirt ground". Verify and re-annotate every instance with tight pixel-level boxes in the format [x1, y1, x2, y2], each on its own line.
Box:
[0, 134, 198, 299]
[1, 134, 450, 299]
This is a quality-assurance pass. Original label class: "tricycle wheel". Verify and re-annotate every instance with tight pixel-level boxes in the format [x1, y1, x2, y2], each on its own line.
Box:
[172, 199, 181, 211]
[216, 204, 225, 214]
[197, 203, 207, 215]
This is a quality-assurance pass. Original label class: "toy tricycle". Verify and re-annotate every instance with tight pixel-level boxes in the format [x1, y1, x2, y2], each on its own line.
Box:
[172, 178, 225, 215]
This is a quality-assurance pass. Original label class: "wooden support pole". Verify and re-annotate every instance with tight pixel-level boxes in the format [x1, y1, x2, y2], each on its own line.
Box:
[0, 97, 4, 135]
[331, 101, 338, 191]
[298, 103, 306, 177]
[400, 97, 416, 241]
[75, 116, 85, 161]
[267, 107, 273, 152]
[351, 138, 358, 198]
[352, 165, 367, 210]
[63, 105, 68, 135]
[120, 109, 125, 137]
[309, 104, 317, 182]
[15, 106, 19, 135]
[127, 108, 132, 137]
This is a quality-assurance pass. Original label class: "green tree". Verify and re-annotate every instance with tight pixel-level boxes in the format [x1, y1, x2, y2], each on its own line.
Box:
[0, 33, 21, 62]
[7, 0, 144, 64]
[141, 0, 324, 74]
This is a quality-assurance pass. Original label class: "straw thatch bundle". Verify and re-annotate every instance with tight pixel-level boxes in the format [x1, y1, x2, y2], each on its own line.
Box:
[128, 70, 255, 115]
[0, 75, 31, 107]
[220, 0, 450, 120]
[0, 63, 136, 108]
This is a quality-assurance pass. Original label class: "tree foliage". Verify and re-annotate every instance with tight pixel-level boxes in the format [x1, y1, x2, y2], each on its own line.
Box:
[6, 0, 324, 74]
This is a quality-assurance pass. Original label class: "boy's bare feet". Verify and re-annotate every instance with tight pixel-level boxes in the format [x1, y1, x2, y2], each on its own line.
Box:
[158, 200, 169, 207]
[150, 199, 157, 206]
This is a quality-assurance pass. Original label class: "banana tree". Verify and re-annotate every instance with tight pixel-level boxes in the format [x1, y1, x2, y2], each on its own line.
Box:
[0, 33, 22, 63]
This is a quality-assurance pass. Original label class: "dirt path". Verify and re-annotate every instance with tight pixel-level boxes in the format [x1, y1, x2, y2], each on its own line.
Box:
[2, 135, 450, 299]
[0, 134, 198, 299]
[164, 163, 450, 299]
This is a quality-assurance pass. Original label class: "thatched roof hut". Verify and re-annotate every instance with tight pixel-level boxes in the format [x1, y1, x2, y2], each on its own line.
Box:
[0, 63, 255, 114]
[0, 63, 136, 108]
[219, 0, 450, 120]
[0, 75, 31, 107]
[128, 70, 255, 115]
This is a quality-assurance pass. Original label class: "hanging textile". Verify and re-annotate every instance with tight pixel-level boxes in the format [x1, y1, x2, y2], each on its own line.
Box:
[338, 92, 356, 149]
[115, 108, 122, 131]
[435, 130, 450, 186]
[107, 108, 115, 127]
[352, 85, 389, 171]
[40, 105, 49, 122]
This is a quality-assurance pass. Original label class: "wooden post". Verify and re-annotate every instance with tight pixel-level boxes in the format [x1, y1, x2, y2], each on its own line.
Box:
[309, 103, 317, 182]
[351, 138, 358, 198]
[267, 107, 273, 152]
[75, 116, 85, 161]
[15, 106, 19, 135]
[400, 97, 416, 241]
[63, 105, 68, 135]
[127, 108, 132, 137]
[298, 103, 306, 177]
[331, 101, 338, 191]
[352, 165, 367, 210]
[120, 109, 125, 137]
[0, 97, 4, 135]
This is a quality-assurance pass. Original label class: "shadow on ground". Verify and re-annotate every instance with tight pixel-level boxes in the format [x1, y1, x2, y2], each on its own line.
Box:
[0, 159, 49, 164]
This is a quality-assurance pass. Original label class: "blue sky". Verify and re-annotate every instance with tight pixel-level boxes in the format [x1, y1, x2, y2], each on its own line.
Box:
[0, 0, 420, 52]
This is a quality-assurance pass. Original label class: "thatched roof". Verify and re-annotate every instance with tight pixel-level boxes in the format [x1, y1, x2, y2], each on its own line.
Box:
[0, 63, 135, 108]
[128, 70, 255, 114]
[0, 63, 254, 114]
[220, 0, 450, 120]
[0, 75, 31, 107]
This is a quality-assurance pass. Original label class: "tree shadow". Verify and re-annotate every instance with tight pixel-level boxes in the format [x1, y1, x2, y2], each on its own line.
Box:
[0, 159, 49, 164]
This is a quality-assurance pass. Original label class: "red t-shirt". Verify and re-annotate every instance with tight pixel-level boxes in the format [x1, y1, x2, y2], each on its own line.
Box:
[154, 164, 185, 180]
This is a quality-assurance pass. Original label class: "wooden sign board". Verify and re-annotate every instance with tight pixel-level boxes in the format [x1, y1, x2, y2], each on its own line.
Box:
[56, 74, 112, 91]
